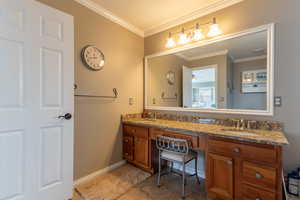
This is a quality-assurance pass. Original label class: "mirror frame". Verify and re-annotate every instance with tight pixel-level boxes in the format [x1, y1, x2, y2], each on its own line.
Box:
[144, 23, 274, 116]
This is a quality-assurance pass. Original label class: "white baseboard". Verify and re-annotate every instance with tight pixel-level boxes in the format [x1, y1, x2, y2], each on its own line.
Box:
[74, 160, 127, 187]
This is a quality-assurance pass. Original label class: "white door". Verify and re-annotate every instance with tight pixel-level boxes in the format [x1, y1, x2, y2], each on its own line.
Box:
[182, 66, 193, 108]
[0, 1, 74, 200]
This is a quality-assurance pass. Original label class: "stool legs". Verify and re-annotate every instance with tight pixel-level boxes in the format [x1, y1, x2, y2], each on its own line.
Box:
[195, 157, 200, 184]
[157, 150, 161, 187]
[182, 163, 186, 199]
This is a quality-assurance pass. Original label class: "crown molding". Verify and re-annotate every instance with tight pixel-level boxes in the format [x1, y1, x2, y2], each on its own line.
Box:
[144, 0, 244, 37]
[73, 0, 144, 37]
[234, 55, 267, 63]
[176, 49, 228, 61]
[73, 0, 244, 38]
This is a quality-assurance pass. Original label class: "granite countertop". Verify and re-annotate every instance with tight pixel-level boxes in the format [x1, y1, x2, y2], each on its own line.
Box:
[122, 118, 289, 146]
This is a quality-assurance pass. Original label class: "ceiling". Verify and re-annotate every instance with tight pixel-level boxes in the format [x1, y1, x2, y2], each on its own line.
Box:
[76, 0, 244, 37]
[176, 30, 268, 62]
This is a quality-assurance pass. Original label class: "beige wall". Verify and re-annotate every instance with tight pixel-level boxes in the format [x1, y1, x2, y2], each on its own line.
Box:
[37, 0, 144, 180]
[188, 55, 229, 109]
[145, 0, 300, 172]
[148, 55, 186, 107]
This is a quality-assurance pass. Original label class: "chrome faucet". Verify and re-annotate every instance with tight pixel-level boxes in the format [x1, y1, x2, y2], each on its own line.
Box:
[240, 119, 246, 130]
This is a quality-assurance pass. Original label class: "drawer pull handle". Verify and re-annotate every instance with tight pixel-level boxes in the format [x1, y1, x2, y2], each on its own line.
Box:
[227, 160, 233, 165]
[233, 147, 240, 153]
[255, 173, 263, 179]
[125, 140, 129, 142]
[255, 198, 261, 200]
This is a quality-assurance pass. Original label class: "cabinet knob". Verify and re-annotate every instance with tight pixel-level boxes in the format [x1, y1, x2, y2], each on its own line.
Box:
[125, 139, 129, 143]
[255, 172, 263, 179]
[132, 129, 136, 133]
[227, 160, 233, 165]
[125, 153, 129, 156]
[255, 198, 261, 200]
[233, 147, 240, 153]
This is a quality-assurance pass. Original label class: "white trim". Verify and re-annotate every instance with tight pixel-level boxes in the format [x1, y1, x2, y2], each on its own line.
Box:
[73, 0, 244, 38]
[234, 55, 267, 63]
[73, 160, 126, 186]
[144, 23, 275, 116]
[144, 0, 244, 37]
[73, 0, 144, 37]
[177, 49, 228, 61]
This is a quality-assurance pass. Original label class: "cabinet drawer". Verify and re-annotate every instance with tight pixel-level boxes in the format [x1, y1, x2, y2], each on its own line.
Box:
[150, 128, 164, 140]
[123, 136, 133, 161]
[242, 184, 275, 200]
[164, 131, 198, 148]
[208, 138, 242, 157]
[208, 137, 277, 164]
[242, 162, 276, 191]
[150, 128, 198, 148]
[124, 125, 148, 138]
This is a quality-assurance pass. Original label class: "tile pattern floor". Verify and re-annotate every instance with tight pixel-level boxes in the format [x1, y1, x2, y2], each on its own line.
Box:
[73, 164, 208, 200]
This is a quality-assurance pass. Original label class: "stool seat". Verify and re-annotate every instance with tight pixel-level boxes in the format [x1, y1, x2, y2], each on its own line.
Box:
[161, 150, 197, 163]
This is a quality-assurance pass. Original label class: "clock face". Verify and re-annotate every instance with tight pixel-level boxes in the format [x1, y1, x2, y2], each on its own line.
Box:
[166, 71, 175, 85]
[81, 45, 105, 71]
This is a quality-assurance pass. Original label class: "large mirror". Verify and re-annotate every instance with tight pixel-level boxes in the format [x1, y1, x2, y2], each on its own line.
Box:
[145, 24, 274, 115]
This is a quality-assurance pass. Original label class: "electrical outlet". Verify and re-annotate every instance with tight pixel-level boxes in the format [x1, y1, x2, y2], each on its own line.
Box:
[152, 98, 156, 105]
[274, 96, 282, 107]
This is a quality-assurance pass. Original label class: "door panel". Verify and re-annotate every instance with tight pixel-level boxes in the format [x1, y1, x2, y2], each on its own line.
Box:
[40, 126, 63, 189]
[31, 2, 74, 200]
[0, 1, 32, 200]
[0, 130, 24, 200]
[0, 39, 24, 108]
[0, 1, 74, 200]
[134, 137, 149, 167]
[182, 66, 193, 108]
[40, 47, 63, 108]
[207, 153, 234, 200]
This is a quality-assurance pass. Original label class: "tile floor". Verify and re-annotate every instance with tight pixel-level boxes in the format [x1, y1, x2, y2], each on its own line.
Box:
[73, 164, 208, 200]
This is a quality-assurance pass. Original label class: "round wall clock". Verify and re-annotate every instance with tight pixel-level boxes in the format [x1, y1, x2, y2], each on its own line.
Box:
[81, 45, 105, 71]
[166, 71, 175, 85]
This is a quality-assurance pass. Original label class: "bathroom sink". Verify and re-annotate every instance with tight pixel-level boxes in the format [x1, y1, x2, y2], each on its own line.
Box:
[221, 129, 260, 136]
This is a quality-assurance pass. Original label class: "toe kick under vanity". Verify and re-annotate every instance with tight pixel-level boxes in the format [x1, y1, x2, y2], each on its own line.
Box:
[122, 114, 288, 200]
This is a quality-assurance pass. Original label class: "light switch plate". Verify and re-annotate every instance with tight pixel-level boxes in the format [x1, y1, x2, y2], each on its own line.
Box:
[274, 96, 282, 107]
[129, 97, 134, 105]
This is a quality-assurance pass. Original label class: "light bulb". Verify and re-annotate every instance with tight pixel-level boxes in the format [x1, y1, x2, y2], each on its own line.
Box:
[178, 29, 190, 45]
[207, 18, 222, 37]
[165, 33, 176, 48]
[193, 29, 205, 41]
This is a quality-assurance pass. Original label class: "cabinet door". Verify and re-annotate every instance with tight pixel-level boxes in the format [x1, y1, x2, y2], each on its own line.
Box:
[207, 153, 234, 200]
[134, 137, 149, 167]
[123, 136, 133, 161]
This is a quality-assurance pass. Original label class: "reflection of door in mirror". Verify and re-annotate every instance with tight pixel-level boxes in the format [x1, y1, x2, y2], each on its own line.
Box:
[183, 66, 217, 109]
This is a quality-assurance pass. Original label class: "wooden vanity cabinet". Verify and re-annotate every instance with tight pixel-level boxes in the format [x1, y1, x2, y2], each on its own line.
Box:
[123, 125, 150, 170]
[122, 124, 283, 200]
[206, 136, 282, 200]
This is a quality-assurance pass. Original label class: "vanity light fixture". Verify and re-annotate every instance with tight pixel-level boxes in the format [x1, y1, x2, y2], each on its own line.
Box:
[165, 17, 222, 48]
[178, 28, 190, 45]
[193, 23, 205, 41]
[166, 32, 176, 48]
[207, 18, 223, 37]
